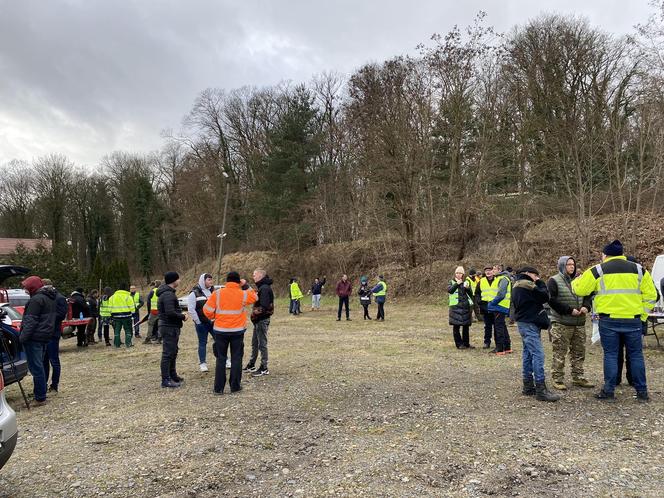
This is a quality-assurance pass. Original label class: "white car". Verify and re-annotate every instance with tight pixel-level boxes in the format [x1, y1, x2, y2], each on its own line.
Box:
[0, 370, 17, 470]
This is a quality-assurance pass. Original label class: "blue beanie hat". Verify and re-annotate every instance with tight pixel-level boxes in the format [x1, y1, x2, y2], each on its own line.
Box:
[603, 240, 623, 257]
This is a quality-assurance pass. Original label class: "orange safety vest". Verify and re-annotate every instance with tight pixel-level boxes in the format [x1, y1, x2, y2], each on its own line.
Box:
[203, 282, 257, 333]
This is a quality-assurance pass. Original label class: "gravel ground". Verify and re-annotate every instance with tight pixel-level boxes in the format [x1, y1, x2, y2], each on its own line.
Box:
[1, 301, 663, 497]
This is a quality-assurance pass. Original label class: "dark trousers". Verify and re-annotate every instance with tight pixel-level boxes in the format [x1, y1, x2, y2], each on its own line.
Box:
[213, 332, 244, 393]
[361, 303, 371, 319]
[160, 326, 180, 381]
[23, 341, 47, 402]
[43, 335, 61, 390]
[337, 296, 350, 319]
[599, 317, 646, 394]
[376, 301, 385, 320]
[249, 319, 270, 369]
[76, 324, 87, 347]
[86, 317, 97, 343]
[99, 318, 110, 343]
[132, 312, 140, 336]
[494, 312, 511, 352]
[482, 309, 495, 346]
[616, 335, 633, 386]
[453, 325, 470, 348]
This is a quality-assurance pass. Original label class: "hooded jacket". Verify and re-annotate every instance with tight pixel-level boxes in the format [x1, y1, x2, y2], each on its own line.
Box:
[70, 290, 90, 318]
[20, 285, 58, 343]
[252, 276, 274, 322]
[547, 256, 592, 326]
[187, 273, 213, 325]
[157, 284, 185, 328]
[512, 273, 549, 324]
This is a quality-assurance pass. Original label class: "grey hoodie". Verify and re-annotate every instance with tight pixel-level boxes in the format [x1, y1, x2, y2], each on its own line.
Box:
[187, 273, 213, 324]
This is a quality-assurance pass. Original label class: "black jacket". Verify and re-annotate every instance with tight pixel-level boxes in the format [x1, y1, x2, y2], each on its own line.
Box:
[87, 295, 99, 318]
[157, 284, 185, 328]
[20, 287, 58, 343]
[311, 278, 326, 295]
[512, 274, 549, 323]
[252, 276, 274, 322]
[70, 291, 90, 318]
[448, 280, 474, 326]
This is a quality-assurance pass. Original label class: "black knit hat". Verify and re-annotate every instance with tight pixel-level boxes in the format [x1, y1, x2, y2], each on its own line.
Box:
[164, 271, 179, 285]
[226, 271, 241, 283]
[603, 240, 624, 257]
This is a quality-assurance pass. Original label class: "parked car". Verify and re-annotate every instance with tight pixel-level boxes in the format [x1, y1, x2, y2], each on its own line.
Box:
[0, 266, 29, 386]
[0, 304, 22, 332]
[0, 370, 18, 470]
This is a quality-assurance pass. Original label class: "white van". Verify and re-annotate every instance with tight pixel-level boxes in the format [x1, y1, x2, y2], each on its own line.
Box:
[652, 255, 664, 309]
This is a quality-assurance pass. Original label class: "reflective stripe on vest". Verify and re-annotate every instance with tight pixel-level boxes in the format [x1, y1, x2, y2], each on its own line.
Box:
[207, 290, 249, 325]
[596, 264, 643, 295]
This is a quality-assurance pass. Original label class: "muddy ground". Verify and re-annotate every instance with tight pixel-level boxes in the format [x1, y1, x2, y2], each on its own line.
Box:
[1, 301, 663, 497]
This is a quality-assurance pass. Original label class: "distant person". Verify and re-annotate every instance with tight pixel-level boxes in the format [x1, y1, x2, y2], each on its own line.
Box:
[289, 278, 303, 316]
[70, 287, 91, 348]
[358, 277, 372, 320]
[20, 276, 56, 406]
[129, 285, 144, 338]
[372, 275, 387, 321]
[204, 271, 257, 394]
[547, 256, 594, 390]
[487, 265, 512, 355]
[86, 289, 99, 345]
[468, 268, 482, 321]
[475, 266, 497, 349]
[158, 272, 187, 388]
[310, 276, 326, 311]
[42, 279, 67, 394]
[573, 240, 657, 402]
[245, 268, 274, 377]
[109, 283, 136, 348]
[144, 280, 161, 344]
[98, 287, 112, 346]
[187, 273, 214, 372]
[512, 267, 559, 402]
[448, 266, 474, 349]
[336, 274, 352, 321]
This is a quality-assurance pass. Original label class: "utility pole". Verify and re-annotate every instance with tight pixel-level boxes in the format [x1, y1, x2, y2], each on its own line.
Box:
[216, 172, 230, 282]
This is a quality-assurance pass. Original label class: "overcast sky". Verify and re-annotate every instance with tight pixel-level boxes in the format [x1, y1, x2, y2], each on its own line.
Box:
[0, 0, 654, 167]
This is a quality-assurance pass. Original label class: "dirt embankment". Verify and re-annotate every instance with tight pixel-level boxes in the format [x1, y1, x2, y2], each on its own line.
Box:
[177, 212, 664, 298]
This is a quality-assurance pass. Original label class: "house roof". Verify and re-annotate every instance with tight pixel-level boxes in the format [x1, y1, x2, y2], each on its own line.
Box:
[0, 238, 52, 256]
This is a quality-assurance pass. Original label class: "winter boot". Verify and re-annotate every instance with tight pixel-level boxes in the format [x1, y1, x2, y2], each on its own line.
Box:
[522, 377, 536, 396]
[535, 381, 560, 402]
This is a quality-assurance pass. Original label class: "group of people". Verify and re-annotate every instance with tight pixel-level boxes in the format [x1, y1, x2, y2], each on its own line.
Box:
[157, 269, 274, 393]
[446, 239, 660, 403]
[15, 237, 661, 405]
[287, 274, 388, 321]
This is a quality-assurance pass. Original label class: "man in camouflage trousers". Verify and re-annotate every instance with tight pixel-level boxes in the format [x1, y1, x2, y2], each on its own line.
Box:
[546, 256, 595, 390]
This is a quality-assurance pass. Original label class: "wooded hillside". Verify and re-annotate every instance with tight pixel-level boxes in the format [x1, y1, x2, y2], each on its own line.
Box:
[3, 10, 664, 289]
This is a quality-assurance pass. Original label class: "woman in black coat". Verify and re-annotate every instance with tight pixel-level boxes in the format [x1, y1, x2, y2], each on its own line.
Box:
[448, 266, 474, 349]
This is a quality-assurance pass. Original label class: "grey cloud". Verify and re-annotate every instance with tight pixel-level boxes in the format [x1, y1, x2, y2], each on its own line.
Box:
[0, 0, 652, 166]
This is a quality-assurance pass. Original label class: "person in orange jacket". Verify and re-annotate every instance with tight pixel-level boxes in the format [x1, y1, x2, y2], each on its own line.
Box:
[203, 271, 257, 394]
